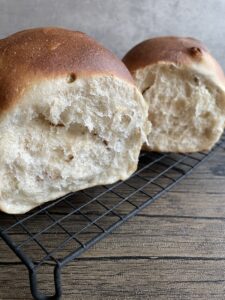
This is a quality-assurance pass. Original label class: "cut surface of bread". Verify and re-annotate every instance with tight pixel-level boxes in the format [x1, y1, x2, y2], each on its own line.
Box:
[0, 28, 150, 214]
[123, 36, 225, 153]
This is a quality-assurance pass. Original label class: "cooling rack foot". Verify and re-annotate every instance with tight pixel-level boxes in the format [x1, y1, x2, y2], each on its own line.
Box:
[29, 264, 62, 300]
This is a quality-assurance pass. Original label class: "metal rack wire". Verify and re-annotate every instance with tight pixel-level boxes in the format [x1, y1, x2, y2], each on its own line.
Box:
[1, 134, 225, 300]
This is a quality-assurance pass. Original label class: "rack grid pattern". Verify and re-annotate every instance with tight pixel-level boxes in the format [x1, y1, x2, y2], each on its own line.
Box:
[1, 134, 225, 300]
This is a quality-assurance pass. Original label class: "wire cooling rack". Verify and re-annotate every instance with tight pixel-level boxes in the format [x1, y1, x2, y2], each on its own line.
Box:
[1, 135, 225, 300]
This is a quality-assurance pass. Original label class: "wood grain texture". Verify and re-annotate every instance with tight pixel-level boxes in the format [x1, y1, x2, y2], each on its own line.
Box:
[1, 147, 225, 299]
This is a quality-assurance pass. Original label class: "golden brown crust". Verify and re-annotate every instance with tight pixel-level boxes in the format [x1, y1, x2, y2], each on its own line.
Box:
[123, 36, 225, 83]
[0, 27, 134, 112]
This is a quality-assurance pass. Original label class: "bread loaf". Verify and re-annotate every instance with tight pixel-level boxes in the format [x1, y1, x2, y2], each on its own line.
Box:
[0, 27, 150, 214]
[123, 36, 225, 152]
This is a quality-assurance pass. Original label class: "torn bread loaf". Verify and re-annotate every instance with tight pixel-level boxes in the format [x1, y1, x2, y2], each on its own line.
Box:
[123, 36, 225, 152]
[0, 27, 150, 214]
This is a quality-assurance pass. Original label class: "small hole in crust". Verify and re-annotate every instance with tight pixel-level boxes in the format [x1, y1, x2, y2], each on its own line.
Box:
[67, 73, 76, 83]
[194, 76, 199, 84]
[189, 47, 202, 58]
[36, 175, 43, 182]
[65, 154, 74, 162]
[142, 86, 150, 95]
[48, 121, 65, 127]
[168, 65, 176, 71]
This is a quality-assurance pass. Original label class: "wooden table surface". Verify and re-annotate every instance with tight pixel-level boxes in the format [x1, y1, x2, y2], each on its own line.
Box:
[1, 146, 225, 300]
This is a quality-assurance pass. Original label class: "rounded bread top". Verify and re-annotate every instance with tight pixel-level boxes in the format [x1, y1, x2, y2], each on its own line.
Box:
[123, 36, 225, 84]
[0, 27, 134, 112]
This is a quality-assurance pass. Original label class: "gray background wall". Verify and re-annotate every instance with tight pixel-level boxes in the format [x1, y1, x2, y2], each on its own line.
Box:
[0, 0, 224, 67]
